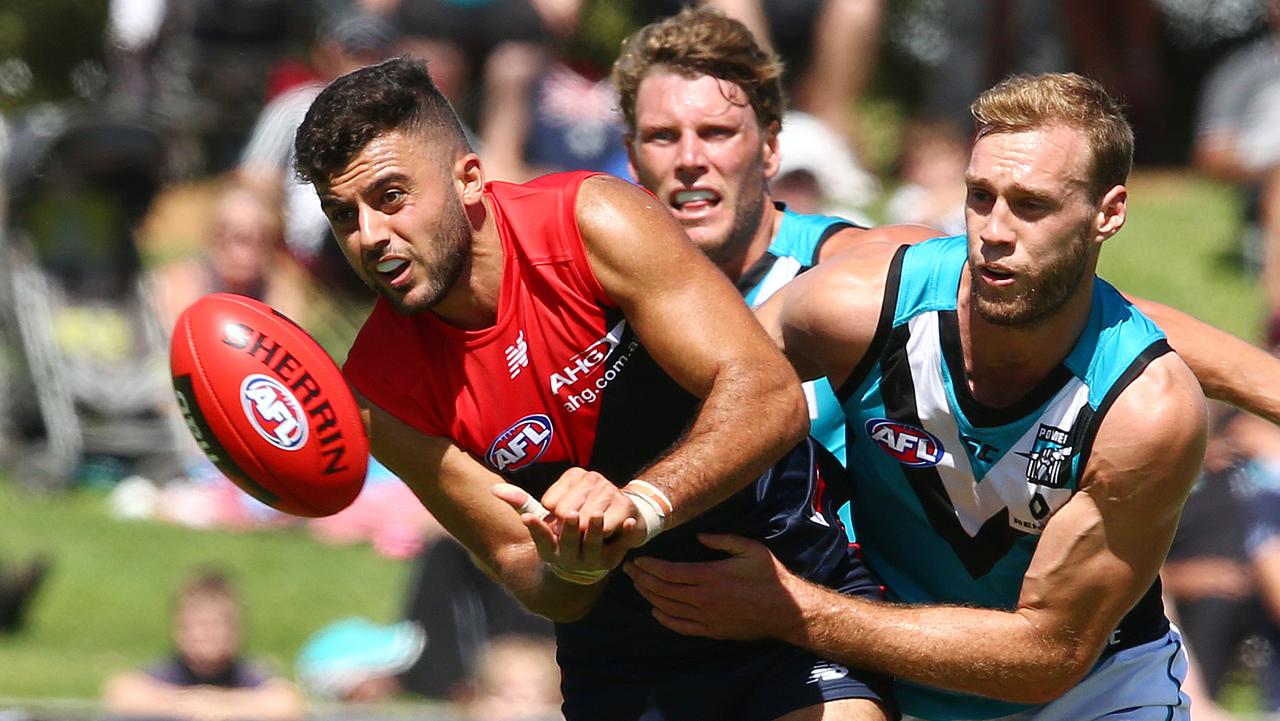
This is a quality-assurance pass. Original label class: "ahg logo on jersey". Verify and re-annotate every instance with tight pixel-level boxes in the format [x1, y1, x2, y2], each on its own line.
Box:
[486, 414, 554, 472]
[865, 418, 944, 467]
[549, 320, 638, 412]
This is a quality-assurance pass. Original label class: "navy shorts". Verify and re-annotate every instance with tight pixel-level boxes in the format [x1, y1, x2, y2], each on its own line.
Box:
[560, 642, 895, 721]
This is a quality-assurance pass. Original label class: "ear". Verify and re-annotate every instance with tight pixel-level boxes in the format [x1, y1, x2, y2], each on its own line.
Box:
[455, 152, 486, 205]
[762, 121, 781, 180]
[1094, 184, 1127, 243]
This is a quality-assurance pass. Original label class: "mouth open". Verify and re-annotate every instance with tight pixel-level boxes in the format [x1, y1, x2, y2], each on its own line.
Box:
[979, 266, 1016, 286]
[669, 188, 721, 213]
[374, 257, 411, 288]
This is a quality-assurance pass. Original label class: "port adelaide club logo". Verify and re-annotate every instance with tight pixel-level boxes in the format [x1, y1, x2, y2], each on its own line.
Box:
[1018, 423, 1073, 488]
[487, 414, 554, 472]
[865, 418, 944, 467]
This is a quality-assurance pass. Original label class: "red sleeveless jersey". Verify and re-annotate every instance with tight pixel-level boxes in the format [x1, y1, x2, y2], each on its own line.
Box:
[343, 172, 868, 667]
[342, 171, 695, 494]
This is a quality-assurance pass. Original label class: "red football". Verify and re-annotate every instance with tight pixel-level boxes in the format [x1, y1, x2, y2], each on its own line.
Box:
[170, 293, 369, 517]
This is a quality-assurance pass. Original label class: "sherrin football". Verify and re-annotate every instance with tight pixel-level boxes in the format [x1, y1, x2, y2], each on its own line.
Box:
[170, 293, 369, 517]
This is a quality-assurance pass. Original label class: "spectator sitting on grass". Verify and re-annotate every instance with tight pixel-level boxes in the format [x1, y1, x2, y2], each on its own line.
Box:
[101, 570, 306, 721]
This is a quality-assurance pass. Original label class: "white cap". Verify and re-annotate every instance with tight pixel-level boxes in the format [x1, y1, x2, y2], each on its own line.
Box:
[776, 111, 879, 212]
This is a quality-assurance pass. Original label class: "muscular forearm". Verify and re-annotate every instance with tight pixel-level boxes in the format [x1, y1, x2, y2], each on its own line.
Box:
[398, 487, 608, 623]
[490, 540, 609, 622]
[1131, 297, 1280, 424]
[640, 363, 808, 529]
[784, 582, 1099, 704]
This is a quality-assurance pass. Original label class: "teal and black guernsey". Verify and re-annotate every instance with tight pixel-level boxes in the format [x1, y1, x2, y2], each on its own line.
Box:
[738, 204, 858, 466]
[839, 235, 1174, 720]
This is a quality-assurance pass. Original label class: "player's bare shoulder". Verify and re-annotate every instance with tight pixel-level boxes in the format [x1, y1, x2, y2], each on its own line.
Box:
[1084, 350, 1207, 503]
[571, 173, 703, 291]
[817, 222, 941, 261]
[574, 173, 671, 236]
[762, 231, 907, 385]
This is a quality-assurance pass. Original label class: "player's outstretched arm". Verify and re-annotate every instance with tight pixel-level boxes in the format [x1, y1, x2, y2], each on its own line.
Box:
[360, 398, 609, 622]
[570, 174, 809, 529]
[628, 352, 1207, 704]
[1129, 296, 1280, 425]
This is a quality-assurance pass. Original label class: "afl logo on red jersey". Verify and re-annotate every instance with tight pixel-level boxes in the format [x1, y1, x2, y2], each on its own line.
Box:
[487, 414, 554, 472]
[240, 374, 309, 451]
[865, 418, 944, 468]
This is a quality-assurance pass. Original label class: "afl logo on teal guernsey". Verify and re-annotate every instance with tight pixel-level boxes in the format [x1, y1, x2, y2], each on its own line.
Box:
[487, 414, 554, 472]
[865, 418, 944, 467]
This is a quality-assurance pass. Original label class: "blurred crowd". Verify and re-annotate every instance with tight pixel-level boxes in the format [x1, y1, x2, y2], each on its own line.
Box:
[4, 0, 1280, 718]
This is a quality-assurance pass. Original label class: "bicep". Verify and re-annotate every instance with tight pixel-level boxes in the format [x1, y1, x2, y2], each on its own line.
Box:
[577, 176, 784, 397]
[1016, 355, 1206, 652]
[765, 242, 900, 387]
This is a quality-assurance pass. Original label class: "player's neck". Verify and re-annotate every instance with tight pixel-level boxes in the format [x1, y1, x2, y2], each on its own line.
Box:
[956, 269, 1094, 408]
[720, 200, 782, 281]
[432, 196, 505, 330]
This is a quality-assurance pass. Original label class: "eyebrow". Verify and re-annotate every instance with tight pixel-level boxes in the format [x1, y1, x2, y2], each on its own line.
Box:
[319, 172, 413, 210]
[963, 175, 1061, 200]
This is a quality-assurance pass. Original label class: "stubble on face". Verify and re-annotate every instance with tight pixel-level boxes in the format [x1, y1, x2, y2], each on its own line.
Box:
[628, 72, 773, 274]
[391, 181, 472, 316]
[704, 166, 768, 269]
[324, 130, 476, 317]
[969, 225, 1091, 327]
[964, 125, 1103, 328]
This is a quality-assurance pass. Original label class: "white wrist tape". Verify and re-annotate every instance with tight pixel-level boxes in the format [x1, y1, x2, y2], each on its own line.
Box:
[518, 491, 607, 585]
[547, 562, 609, 585]
[623, 479, 673, 544]
[516, 493, 549, 518]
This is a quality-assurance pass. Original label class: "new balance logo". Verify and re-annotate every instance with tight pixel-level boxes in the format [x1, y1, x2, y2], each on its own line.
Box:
[505, 331, 529, 379]
[807, 662, 850, 684]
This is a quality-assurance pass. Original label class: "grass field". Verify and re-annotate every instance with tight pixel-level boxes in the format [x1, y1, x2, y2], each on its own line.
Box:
[0, 483, 409, 698]
[0, 169, 1266, 705]
[1099, 171, 1263, 339]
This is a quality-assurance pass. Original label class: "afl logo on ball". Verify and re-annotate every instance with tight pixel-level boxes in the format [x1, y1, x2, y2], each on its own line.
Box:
[487, 414, 554, 472]
[240, 374, 309, 451]
[865, 418, 944, 468]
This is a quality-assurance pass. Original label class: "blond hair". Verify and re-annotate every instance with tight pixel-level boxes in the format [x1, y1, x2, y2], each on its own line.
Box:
[612, 7, 785, 135]
[971, 73, 1133, 200]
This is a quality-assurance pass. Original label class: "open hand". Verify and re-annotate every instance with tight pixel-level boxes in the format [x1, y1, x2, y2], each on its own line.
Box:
[624, 533, 805, 641]
[492, 477, 642, 576]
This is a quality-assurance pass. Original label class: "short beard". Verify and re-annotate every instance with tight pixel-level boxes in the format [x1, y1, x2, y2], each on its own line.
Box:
[703, 181, 767, 269]
[970, 232, 1089, 327]
[393, 190, 472, 315]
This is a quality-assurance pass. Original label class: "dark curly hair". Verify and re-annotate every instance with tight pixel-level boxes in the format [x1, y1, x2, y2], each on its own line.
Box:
[294, 57, 471, 186]
[611, 7, 785, 136]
